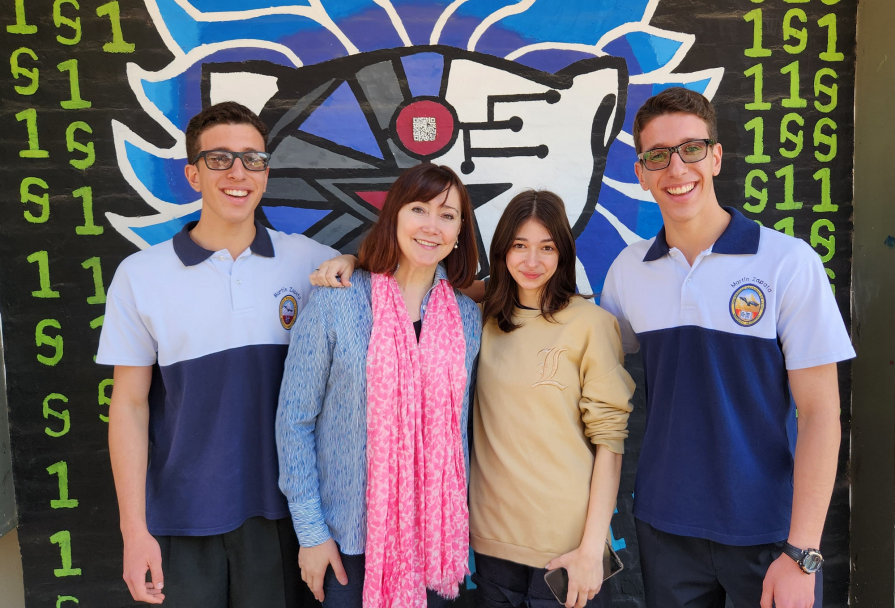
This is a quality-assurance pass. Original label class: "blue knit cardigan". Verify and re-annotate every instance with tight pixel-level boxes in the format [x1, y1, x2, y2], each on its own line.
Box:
[276, 267, 482, 554]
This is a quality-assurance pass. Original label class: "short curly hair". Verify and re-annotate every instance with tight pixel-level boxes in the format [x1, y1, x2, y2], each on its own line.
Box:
[185, 101, 269, 163]
[632, 87, 717, 153]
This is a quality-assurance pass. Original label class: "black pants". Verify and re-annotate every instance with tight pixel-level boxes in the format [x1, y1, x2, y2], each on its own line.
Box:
[636, 519, 823, 608]
[471, 551, 612, 608]
[155, 516, 319, 608]
[321, 551, 458, 608]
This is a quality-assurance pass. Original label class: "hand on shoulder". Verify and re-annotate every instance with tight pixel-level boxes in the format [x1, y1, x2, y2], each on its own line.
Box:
[310, 254, 357, 288]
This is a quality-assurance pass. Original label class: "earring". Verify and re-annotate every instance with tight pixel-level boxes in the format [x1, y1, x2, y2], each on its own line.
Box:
[454, 241, 459, 249]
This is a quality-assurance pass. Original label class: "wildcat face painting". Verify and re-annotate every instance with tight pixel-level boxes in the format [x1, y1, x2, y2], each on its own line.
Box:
[111, 0, 723, 293]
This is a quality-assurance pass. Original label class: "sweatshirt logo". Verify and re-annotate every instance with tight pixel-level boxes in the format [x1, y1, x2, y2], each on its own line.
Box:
[532, 347, 568, 390]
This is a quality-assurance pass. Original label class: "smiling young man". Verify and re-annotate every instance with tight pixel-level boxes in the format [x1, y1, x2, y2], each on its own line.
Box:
[598, 88, 855, 608]
[97, 102, 337, 606]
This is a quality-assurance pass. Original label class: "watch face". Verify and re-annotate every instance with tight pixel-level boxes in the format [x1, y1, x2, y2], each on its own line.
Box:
[802, 551, 823, 573]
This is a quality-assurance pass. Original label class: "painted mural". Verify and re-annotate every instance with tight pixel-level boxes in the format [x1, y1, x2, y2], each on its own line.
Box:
[114, 0, 723, 295]
[0, 0, 857, 606]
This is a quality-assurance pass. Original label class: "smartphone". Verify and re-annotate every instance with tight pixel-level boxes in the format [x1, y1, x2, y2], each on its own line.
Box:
[544, 542, 624, 604]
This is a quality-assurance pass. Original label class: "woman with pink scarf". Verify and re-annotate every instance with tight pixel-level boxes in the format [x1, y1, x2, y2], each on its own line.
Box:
[276, 163, 482, 608]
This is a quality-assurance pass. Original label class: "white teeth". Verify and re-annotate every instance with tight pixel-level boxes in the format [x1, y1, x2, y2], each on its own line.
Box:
[223, 189, 248, 197]
[666, 183, 695, 195]
[415, 239, 438, 247]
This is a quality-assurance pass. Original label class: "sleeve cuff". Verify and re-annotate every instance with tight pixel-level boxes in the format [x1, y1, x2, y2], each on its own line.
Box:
[590, 437, 625, 455]
[288, 500, 332, 548]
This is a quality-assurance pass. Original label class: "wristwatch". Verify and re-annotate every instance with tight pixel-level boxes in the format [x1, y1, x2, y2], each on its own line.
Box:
[782, 541, 823, 574]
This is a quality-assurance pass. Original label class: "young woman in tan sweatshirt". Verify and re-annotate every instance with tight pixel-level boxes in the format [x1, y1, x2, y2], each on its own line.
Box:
[470, 191, 635, 608]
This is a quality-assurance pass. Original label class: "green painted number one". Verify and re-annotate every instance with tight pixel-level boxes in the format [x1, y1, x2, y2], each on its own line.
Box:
[818, 14, 844, 61]
[47, 462, 78, 509]
[57, 60, 91, 109]
[15, 109, 49, 158]
[743, 9, 771, 58]
[26, 251, 60, 298]
[49, 531, 81, 577]
[81, 257, 106, 304]
[744, 117, 771, 164]
[812, 168, 838, 212]
[7, 0, 37, 33]
[780, 61, 807, 108]
[95, 1, 134, 53]
[74, 186, 103, 235]
[774, 165, 803, 210]
[744, 64, 770, 111]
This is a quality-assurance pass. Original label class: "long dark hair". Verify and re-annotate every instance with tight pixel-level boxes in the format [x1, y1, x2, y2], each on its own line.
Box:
[482, 190, 579, 333]
[357, 163, 478, 289]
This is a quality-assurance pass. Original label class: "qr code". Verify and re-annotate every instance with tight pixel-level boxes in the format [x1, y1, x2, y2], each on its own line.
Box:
[412, 117, 437, 142]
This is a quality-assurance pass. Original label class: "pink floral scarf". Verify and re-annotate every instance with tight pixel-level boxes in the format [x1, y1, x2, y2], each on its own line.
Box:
[363, 272, 470, 608]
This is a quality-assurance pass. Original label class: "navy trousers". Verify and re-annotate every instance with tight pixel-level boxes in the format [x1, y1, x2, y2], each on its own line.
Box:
[636, 519, 823, 608]
[472, 551, 612, 608]
[321, 552, 457, 608]
[154, 516, 316, 608]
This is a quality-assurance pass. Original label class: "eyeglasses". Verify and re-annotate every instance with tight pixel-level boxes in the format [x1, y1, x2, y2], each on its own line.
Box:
[638, 139, 716, 171]
[192, 150, 271, 171]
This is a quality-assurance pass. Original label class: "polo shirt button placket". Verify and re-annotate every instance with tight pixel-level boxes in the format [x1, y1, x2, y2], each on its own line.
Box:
[231, 257, 253, 312]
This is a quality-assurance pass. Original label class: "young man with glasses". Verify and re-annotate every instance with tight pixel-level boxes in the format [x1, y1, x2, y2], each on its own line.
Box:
[97, 101, 337, 606]
[600, 88, 854, 608]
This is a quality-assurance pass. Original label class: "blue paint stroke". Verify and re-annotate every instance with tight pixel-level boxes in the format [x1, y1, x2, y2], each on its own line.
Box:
[474, 0, 650, 57]
[299, 81, 384, 159]
[132, 210, 202, 246]
[124, 141, 197, 205]
[576, 211, 629, 296]
[263, 206, 332, 234]
[154, 0, 348, 62]
[401, 52, 444, 98]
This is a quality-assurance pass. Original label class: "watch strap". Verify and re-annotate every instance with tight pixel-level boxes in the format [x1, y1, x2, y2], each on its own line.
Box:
[782, 541, 805, 564]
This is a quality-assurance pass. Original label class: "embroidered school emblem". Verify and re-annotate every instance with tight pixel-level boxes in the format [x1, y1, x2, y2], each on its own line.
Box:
[729, 284, 766, 327]
[532, 347, 568, 390]
[279, 295, 297, 330]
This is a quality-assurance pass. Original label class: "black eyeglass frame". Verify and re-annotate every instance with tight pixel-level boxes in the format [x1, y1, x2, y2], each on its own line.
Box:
[637, 138, 717, 171]
[191, 149, 272, 171]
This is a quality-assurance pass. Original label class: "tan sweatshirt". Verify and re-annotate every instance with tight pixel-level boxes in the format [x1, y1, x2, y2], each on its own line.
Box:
[469, 297, 635, 568]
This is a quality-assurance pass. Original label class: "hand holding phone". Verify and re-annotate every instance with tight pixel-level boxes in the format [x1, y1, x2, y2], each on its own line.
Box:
[544, 542, 624, 605]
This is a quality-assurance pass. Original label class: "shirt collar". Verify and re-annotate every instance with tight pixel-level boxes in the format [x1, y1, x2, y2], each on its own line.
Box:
[642, 207, 759, 262]
[173, 220, 275, 267]
[433, 263, 449, 284]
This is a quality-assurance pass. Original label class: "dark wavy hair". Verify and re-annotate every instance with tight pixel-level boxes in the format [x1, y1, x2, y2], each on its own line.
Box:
[357, 163, 478, 289]
[482, 190, 580, 333]
[632, 87, 717, 153]
[185, 101, 269, 163]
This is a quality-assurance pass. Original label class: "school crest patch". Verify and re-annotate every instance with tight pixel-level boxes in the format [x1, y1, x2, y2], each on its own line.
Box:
[729, 284, 766, 327]
[280, 295, 297, 330]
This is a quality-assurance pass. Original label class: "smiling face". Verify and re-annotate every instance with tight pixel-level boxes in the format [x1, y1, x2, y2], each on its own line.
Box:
[506, 219, 559, 307]
[395, 186, 463, 273]
[184, 122, 269, 229]
[634, 112, 722, 229]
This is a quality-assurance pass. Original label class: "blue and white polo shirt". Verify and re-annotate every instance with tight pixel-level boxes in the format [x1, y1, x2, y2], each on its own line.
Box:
[600, 207, 854, 545]
[97, 221, 337, 536]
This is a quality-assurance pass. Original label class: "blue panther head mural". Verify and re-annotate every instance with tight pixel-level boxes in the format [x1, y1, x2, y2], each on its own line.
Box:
[111, 0, 723, 293]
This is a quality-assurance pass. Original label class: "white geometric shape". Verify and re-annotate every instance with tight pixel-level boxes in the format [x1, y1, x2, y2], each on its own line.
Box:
[210, 72, 280, 114]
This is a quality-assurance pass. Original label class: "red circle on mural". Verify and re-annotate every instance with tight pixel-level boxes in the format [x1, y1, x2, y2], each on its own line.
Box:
[394, 100, 456, 157]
